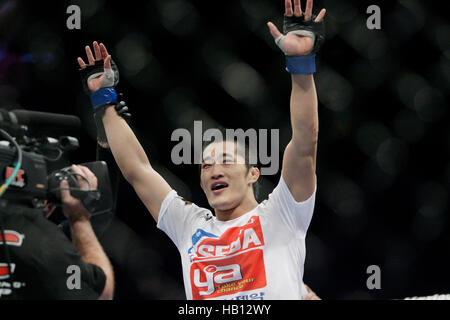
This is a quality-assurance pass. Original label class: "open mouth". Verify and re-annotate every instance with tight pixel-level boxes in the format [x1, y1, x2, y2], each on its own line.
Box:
[211, 181, 229, 192]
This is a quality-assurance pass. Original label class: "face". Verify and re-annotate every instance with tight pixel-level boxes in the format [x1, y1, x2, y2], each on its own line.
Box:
[200, 141, 257, 211]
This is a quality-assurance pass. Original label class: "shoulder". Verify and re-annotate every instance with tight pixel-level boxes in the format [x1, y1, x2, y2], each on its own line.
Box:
[267, 175, 317, 206]
[158, 190, 213, 223]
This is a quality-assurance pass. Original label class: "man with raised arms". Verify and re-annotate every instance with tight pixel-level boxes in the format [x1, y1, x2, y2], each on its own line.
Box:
[77, 0, 326, 300]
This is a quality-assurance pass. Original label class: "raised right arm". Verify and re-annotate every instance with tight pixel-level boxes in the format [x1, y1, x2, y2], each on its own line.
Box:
[77, 41, 171, 222]
[102, 106, 172, 221]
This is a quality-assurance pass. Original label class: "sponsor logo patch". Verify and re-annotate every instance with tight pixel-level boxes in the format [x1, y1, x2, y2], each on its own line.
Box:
[189, 216, 266, 299]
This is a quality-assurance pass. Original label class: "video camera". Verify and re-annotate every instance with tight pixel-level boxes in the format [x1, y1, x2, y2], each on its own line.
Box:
[0, 108, 114, 221]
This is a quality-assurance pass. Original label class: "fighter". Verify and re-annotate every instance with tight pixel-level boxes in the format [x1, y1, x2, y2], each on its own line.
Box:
[76, 0, 326, 300]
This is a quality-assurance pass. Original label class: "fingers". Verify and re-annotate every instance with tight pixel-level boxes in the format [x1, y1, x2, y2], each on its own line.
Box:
[100, 43, 109, 59]
[70, 165, 87, 190]
[293, 0, 302, 17]
[104, 55, 112, 70]
[85, 45, 95, 65]
[80, 42, 112, 72]
[71, 164, 98, 191]
[80, 41, 110, 68]
[267, 21, 282, 40]
[77, 57, 86, 69]
[99, 43, 112, 69]
[306, 292, 320, 300]
[314, 8, 326, 22]
[59, 176, 90, 222]
[59, 179, 72, 204]
[285, 0, 324, 21]
[71, 165, 92, 191]
[305, 284, 321, 300]
[285, 0, 293, 17]
[78, 165, 98, 190]
[304, 0, 313, 21]
[93, 41, 102, 61]
[310, 292, 321, 300]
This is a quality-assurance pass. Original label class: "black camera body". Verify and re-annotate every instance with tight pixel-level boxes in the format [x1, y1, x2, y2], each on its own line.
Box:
[46, 163, 108, 213]
[0, 109, 113, 214]
[0, 142, 111, 213]
[47, 166, 89, 204]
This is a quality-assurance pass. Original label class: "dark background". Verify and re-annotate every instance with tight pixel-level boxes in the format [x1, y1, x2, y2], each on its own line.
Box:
[0, 0, 448, 299]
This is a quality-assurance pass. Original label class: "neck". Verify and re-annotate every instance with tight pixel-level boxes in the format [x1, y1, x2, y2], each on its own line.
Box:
[214, 196, 258, 221]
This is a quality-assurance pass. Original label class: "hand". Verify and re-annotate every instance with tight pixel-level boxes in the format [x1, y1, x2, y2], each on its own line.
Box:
[304, 284, 321, 300]
[60, 165, 98, 223]
[77, 41, 112, 93]
[267, 0, 326, 56]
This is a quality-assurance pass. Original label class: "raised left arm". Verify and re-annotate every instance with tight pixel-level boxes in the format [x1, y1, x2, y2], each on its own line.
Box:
[267, 0, 326, 201]
[282, 73, 318, 202]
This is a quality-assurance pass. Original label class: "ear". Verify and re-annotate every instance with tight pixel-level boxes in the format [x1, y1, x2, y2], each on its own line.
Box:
[248, 166, 260, 184]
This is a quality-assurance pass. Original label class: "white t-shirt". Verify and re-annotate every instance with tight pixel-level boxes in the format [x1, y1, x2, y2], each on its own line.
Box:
[157, 176, 316, 300]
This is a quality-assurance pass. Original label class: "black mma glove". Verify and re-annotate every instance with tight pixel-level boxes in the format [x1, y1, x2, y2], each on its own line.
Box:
[79, 59, 120, 95]
[280, 13, 325, 56]
[79, 59, 130, 147]
[274, 12, 325, 74]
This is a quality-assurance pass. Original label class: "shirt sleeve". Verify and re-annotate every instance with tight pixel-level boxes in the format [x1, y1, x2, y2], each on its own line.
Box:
[45, 245, 108, 299]
[157, 190, 209, 250]
[36, 218, 108, 299]
[264, 175, 317, 238]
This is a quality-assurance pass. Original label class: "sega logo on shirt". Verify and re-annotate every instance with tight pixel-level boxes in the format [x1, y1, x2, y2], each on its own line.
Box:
[189, 216, 267, 299]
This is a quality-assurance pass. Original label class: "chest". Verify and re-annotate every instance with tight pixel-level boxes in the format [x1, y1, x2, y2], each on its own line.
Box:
[183, 214, 292, 262]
